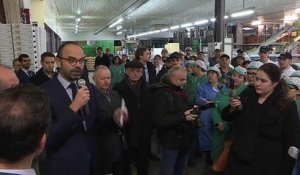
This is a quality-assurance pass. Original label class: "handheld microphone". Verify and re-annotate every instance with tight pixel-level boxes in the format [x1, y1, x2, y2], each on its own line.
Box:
[77, 79, 89, 131]
[229, 90, 243, 111]
[288, 146, 299, 159]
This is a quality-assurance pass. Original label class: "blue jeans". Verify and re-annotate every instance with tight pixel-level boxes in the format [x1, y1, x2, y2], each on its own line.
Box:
[159, 148, 189, 175]
[292, 159, 300, 175]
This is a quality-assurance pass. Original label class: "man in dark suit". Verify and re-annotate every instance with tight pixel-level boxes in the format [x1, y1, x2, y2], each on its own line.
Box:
[40, 42, 128, 175]
[30, 52, 56, 86]
[94, 47, 111, 68]
[16, 54, 35, 84]
[135, 47, 157, 84]
[0, 85, 51, 175]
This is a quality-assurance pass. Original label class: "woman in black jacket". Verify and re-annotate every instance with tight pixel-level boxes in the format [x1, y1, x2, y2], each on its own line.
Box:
[222, 63, 299, 175]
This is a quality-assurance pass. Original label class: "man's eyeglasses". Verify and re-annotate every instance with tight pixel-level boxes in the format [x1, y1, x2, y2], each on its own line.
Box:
[60, 57, 85, 66]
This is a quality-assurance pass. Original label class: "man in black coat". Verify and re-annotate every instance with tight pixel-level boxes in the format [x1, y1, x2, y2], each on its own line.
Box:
[135, 47, 157, 84]
[93, 65, 123, 175]
[30, 52, 56, 86]
[114, 61, 149, 175]
[152, 66, 196, 175]
[94, 47, 111, 68]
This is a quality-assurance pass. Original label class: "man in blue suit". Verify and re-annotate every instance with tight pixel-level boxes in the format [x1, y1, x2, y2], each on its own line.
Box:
[16, 54, 35, 84]
[41, 41, 128, 175]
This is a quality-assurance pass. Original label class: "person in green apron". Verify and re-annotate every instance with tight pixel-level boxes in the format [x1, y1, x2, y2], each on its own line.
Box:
[184, 60, 208, 105]
[211, 66, 248, 167]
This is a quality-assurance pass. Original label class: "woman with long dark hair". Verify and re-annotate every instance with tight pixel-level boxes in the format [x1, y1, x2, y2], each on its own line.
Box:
[222, 63, 299, 175]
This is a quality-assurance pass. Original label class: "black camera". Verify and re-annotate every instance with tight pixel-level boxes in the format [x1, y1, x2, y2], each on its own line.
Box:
[191, 102, 216, 128]
[191, 102, 216, 115]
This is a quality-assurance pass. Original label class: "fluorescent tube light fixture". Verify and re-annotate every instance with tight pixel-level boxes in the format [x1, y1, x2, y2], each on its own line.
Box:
[160, 28, 169, 32]
[251, 20, 262, 25]
[75, 17, 81, 22]
[109, 18, 124, 28]
[180, 23, 193, 28]
[170, 25, 180, 30]
[284, 15, 298, 21]
[194, 19, 209, 25]
[117, 26, 122, 30]
[210, 18, 216, 22]
[116, 31, 122, 35]
[242, 27, 253, 30]
[231, 9, 254, 18]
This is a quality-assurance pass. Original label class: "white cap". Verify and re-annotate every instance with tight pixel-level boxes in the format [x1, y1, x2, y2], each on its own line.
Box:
[194, 60, 207, 71]
[247, 61, 263, 70]
[207, 66, 221, 77]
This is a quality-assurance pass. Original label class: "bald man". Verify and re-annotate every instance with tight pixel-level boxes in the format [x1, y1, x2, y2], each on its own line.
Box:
[0, 65, 19, 91]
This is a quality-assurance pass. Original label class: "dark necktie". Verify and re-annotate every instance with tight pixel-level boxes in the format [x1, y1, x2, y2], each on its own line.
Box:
[69, 82, 87, 131]
[69, 82, 77, 100]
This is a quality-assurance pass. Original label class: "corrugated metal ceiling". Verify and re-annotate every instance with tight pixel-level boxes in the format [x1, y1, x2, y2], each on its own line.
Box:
[46, 0, 300, 35]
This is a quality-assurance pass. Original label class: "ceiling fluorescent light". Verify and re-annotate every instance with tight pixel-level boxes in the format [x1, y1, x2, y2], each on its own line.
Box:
[251, 20, 262, 25]
[109, 18, 124, 28]
[295, 8, 300, 13]
[116, 31, 122, 35]
[194, 19, 209, 25]
[210, 18, 216, 22]
[181, 23, 193, 28]
[284, 15, 298, 21]
[170, 25, 180, 30]
[116, 26, 122, 30]
[160, 28, 169, 32]
[75, 17, 81, 22]
[243, 27, 253, 30]
[224, 15, 229, 19]
[231, 9, 254, 18]
[153, 30, 160, 33]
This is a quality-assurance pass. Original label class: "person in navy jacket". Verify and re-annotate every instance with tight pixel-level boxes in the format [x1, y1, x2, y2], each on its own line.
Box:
[41, 42, 128, 175]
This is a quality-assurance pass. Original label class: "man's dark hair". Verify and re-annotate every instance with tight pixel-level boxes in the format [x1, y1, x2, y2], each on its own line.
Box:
[135, 47, 148, 61]
[197, 51, 205, 54]
[169, 52, 183, 60]
[18, 54, 29, 62]
[13, 59, 19, 65]
[57, 41, 80, 58]
[41, 52, 55, 62]
[97, 47, 103, 51]
[0, 85, 51, 162]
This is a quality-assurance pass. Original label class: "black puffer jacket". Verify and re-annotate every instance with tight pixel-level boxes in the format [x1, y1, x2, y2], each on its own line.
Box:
[152, 76, 195, 150]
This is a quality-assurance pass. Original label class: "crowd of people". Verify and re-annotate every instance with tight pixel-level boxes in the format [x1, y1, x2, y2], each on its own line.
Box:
[0, 44, 300, 175]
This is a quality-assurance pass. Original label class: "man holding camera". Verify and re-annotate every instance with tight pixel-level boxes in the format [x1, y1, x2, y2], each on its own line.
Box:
[152, 65, 197, 175]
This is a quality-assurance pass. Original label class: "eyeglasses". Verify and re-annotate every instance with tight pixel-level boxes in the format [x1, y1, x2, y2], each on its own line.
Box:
[60, 56, 85, 66]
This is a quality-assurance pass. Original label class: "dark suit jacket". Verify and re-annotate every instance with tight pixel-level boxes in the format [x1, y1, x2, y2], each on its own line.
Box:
[17, 69, 35, 84]
[143, 62, 157, 84]
[95, 54, 111, 68]
[97, 89, 122, 173]
[114, 78, 148, 148]
[30, 68, 55, 86]
[41, 76, 116, 175]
